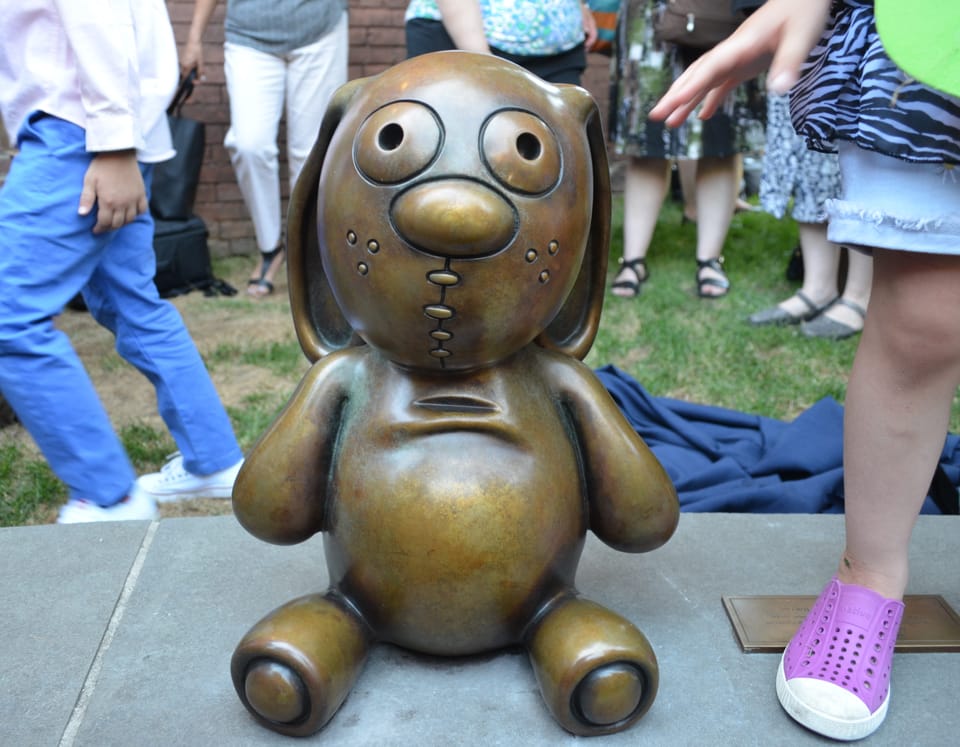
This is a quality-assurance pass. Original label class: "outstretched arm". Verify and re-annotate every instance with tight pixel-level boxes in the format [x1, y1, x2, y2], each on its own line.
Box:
[648, 0, 832, 127]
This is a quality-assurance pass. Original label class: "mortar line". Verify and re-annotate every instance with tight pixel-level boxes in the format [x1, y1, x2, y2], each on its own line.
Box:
[59, 520, 160, 747]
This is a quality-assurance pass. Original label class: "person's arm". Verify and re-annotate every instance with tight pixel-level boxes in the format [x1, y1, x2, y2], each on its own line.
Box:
[436, 0, 490, 53]
[581, 2, 598, 51]
[181, 0, 222, 80]
[649, 0, 831, 127]
[53, 1, 147, 232]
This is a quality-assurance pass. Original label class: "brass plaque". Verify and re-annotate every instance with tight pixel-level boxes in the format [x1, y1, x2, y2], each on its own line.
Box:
[722, 594, 960, 653]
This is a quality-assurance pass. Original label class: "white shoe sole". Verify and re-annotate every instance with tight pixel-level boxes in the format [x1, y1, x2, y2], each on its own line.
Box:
[776, 653, 888, 741]
[139, 459, 243, 503]
[153, 484, 235, 503]
[57, 485, 158, 523]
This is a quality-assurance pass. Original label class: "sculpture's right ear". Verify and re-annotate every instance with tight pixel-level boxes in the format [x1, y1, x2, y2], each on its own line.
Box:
[287, 77, 367, 363]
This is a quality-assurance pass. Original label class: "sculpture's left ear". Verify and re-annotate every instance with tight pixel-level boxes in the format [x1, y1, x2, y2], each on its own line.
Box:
[287, 78, 367, 363]
[534, 86, 611, 361]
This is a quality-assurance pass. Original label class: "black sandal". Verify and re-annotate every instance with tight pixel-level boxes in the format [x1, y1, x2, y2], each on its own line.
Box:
[247, 244, 285, 297]
[696, 257, 730, 299]
[611, 257, 649, 298]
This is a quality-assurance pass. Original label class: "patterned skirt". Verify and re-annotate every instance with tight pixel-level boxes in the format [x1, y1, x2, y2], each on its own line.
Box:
[760, 94, 840, 224]
[608, 0, 764, 160]
[791, 0, 960, 165]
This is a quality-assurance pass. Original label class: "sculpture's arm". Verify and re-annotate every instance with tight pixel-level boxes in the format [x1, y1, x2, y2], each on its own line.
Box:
[548, 356, 679, 553]
[232, 353, 353, 545]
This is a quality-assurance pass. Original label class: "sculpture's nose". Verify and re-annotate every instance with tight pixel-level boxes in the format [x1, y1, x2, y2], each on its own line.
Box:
[392, 180, 517, 258]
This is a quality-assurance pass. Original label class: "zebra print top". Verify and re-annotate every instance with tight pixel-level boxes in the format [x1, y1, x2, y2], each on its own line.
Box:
[790, 0, 960, 164]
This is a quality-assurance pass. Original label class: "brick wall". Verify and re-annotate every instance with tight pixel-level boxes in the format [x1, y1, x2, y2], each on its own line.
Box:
[0, 3, 613, 258]
[168, 0, 614, 258]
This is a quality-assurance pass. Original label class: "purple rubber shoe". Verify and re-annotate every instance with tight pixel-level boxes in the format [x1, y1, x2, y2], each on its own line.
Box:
[776, 577, 904, 741]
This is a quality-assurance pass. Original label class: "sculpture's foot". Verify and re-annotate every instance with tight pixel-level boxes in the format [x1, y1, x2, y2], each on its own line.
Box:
[526, 595, 658, 736]
[243, 658, 309, 724]
[574, 661, 646, 727]
[231, 593, 370, 736]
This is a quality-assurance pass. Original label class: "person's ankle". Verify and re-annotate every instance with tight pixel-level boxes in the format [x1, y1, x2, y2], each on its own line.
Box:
[835, 554, 907, 600]
[797, 287, 836, 308]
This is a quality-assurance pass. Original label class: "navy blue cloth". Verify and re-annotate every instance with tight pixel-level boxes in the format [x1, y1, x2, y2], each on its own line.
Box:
[596, 365, 958, 514]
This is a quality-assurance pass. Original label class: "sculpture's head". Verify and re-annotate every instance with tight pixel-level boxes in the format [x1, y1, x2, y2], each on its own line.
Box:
[287, 51, 611, 371]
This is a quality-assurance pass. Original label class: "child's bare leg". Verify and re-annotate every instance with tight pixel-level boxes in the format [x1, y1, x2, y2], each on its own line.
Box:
[839, 248, 960, 600]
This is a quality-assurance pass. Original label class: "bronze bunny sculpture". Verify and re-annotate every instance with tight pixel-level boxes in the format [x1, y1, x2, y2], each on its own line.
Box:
[230, 51, 679, 738]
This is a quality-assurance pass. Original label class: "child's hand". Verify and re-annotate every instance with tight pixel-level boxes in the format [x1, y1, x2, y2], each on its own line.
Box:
[649, 0, 832, 127]
[78, 150, 147, 234]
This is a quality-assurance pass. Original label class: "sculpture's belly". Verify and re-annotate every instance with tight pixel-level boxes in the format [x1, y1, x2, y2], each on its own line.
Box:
[325, 429, 585, 654]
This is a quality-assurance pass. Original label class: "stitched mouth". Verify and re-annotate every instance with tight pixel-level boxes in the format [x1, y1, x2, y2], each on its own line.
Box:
[423, 260, 460, 365]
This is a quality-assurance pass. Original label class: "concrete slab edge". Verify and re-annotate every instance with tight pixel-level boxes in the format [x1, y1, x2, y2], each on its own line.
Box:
[57, 520, 160, 747]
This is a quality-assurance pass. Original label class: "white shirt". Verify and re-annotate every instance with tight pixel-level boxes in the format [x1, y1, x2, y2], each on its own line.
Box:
[0, 0, 178, 162]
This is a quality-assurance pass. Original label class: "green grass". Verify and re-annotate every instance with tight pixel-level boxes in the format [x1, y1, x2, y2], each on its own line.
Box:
[1, 194, 957, 526]
[0, 444, 65, 526]
[227, 391, 298, 447]
[207, 339, 305, 377]
[587, 197, 857, 420]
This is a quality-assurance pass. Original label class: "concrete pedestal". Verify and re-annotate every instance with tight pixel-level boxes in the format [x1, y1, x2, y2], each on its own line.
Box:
[2, 513, 957, 746]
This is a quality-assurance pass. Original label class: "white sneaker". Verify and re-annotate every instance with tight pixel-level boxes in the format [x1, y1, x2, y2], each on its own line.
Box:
[137, 452, 244, 503]
[57, 483, 158, 524]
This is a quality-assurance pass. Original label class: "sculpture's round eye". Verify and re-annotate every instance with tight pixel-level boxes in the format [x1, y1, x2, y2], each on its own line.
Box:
[354, 102, 442, 184]
[481, 110, 561, 195]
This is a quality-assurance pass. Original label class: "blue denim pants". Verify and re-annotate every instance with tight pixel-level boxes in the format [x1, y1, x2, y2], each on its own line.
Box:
[0, 114, 242, 506]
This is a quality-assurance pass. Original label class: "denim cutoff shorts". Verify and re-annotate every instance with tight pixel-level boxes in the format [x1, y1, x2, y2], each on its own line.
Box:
[827, 142, 960, 255]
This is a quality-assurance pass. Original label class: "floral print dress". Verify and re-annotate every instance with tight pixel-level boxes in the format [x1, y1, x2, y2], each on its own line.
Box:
[608, 0, 764, 160]
[405, 0, 586, 55]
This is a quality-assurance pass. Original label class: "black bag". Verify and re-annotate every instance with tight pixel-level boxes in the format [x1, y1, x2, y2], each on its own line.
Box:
[150, 71, 204, 221]
[153, 215, 236, 298]
[654, 0, 745, 50]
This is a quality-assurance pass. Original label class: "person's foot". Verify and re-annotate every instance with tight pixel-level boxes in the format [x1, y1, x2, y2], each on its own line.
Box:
[247, 244, 285, 298]
[801, 298, 867, 340]
[611, 257, 649, 298]
[136, 453, 244, 503]
[57, 483, 158, 524]
[748, 291, 836, 326]
[777, 577, 903, 741]
[696, 257, 729, 298]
